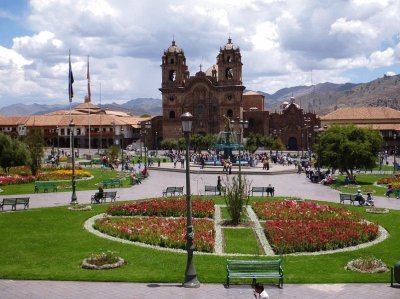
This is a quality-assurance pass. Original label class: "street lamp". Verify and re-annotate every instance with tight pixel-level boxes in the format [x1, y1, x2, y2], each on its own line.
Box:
[69, 121, 78, 204]
[393, 133, 397, 173]
[230, 119, 248, 180]
[145, 121, 152, 169]
[181, 112, 200, 288]
[155, 131, 158, 156]
[120, 128, 124, 171]
[56, 126, 60, 157]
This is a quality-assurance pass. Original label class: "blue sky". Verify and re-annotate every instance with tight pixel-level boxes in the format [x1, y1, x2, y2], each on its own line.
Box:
[0, 0, 399, 109]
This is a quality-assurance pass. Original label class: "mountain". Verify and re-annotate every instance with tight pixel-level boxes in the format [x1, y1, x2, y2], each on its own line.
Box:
[1, 75, 400, 117]
[0, 98, 162, 116]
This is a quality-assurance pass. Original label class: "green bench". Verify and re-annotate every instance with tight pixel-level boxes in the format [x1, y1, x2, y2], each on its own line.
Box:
[91, 191, 117, 204]
[226, 259, 283, 288]
[162, 186, 184, 197]
[78, 161, 92, 167]
[0, 197, 30, 211]
[339, 193, 364, 205]
[34, 181, 57, 193]
[204, 185, 225, 195]
[251, 186, 275, 197]
[102, 179, 122, 188]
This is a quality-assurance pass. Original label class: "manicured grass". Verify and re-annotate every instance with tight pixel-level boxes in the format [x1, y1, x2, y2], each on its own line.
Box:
[223, 228, 262, 255]
[220, 206, 248, 221]
[0, 168, 131, 195]
[331, 174, 388, 196]
[0, 198, 399, 283]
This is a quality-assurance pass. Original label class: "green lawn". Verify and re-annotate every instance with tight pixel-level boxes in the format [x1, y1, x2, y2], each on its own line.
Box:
[223, 228, 262, 255]
[331, 174, 388, 196]
[0, 168, 131, 195]
[0, 198, 399, 284]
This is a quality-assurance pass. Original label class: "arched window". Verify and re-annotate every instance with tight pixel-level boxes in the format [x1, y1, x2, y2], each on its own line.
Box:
[227, 109, 233, 117]
[169, 111, 176, 119]
[170, 58, 174, 64]
[169, 70, 176, 81]
[169, 96, 175, 102]
[249, 118, 255, 127]
[225, 68, 233, 79]
[197, 104, 204, 115]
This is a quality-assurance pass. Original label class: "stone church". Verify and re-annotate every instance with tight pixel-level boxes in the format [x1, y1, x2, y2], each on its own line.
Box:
[158, 38, 320, 151]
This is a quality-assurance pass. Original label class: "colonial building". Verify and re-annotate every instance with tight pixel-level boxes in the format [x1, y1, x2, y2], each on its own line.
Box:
[158, 38, 321, 151]
[0, 98, 149, 150]
[321, 107, 400, 149]
[160, 38, 245, 139]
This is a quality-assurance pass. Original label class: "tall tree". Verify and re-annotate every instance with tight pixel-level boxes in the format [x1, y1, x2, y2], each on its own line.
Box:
[317, 124, 382, 179]
[160, 138, 178, 150]
[245, 133, 274, 153]
[0, 133, 30, 174]
[24, 129, 45, 176]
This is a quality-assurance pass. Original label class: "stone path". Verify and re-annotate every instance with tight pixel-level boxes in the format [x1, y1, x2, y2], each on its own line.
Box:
[1, 166, 400, 298]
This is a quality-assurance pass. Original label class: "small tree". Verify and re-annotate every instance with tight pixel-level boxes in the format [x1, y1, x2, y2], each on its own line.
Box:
[318, 124, 382, 179]
[245, 133, 274, 153]
[0, 133, 31, 175]
[24, 129, 45, 176]
[223, 175, 251, 225]
[271, 138, 285, 153]
[160, 138, 178, 151]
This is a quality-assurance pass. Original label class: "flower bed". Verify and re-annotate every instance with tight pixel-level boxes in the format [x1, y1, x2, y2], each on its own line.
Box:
[253, 200, 360, 221]
[377, 175, 400, 185]
[39, 169, 91, 181]
[345, 256, 388, 273]
[265, 219, 378, 254]
[254, 200, 379, 254]
[0, 175, 36, 186]
[94, 216, 215, 252]
[106, 198, 215, 218]
[81, 251, 124, 270]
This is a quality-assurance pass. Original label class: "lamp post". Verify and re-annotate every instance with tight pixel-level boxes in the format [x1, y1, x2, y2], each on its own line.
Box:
[181, 112, 200, 288]
[230, 119, 248, 180]
[393, 133, 397, 173]
[145, 121, 152, 169]
[120, 128, 124, 171]
[56, 126, 60, 157]
[69, 121, 78, 204]
[155, 131, 158, 156]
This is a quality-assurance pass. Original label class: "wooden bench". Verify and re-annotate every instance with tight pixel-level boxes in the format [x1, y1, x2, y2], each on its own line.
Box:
[339, 193, 364, 205]
[34, 181, 57, 193]
[102, 179, 122, 188]
[204, 185, 225, 195]
[0, 197, 30, 211]
[162, 186, 184, 197]
[91, 191, 117, 204]
[251, 187, 274, 197]
[226, 259, 283, 288]
[78, 161, 92, 167]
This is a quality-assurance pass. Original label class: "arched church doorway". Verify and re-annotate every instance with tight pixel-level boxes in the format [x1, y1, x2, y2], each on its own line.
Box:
[287, 137, 298, 151]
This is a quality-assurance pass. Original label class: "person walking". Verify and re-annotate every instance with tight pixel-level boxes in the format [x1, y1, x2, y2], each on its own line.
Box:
[217, 176, 222, 195]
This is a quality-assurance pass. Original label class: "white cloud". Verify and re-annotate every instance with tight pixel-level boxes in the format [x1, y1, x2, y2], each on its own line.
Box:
[0, 0, 400, 107]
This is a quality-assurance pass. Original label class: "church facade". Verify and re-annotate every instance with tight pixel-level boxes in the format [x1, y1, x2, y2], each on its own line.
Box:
[158, 38, 320, 151]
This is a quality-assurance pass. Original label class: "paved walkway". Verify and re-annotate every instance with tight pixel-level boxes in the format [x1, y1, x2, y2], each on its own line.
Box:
[1, 166, 400, 298]
[5, 164, 400, 211]
[0, 280, 399, 299]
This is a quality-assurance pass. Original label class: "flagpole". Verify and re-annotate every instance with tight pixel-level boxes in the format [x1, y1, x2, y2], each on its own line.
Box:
[87, 55, 91, 155]
[68, 49, 77, 204]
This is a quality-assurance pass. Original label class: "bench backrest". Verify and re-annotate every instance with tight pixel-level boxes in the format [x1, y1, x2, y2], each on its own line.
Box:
[205, 186, 217, 191]
[166, 187, 176, 192]
[16, 198, 29, 203]
[340, 193, 357, 200]
[175, 187, 183, 192]
[252, 187, 265, 192]
[103, 191, 117, 197]
[227, 259, 282, 272]
[3, 198, 17, 204]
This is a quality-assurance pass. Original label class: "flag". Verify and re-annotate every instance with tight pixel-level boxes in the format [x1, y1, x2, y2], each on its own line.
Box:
[87, 55, 91, 102]
[68, 50, 74, 102]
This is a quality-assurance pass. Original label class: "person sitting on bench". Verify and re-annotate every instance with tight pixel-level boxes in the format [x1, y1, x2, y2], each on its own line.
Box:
[355, 190, 365, 205]
[366, 192, 374, 206]
[94, 187, 104, 203]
